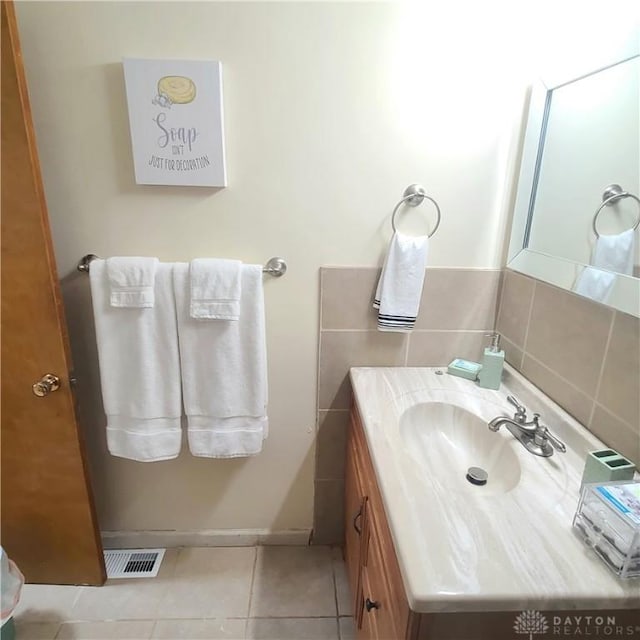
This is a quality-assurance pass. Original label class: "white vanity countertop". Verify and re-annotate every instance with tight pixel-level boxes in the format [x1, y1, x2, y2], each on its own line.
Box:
[349, 365, 640, 613]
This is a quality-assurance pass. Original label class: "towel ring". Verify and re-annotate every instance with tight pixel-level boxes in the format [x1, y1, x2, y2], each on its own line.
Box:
[592, 184, 640, 238]
[391, 184, 441, 238]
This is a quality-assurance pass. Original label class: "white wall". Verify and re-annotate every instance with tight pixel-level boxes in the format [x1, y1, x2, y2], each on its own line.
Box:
[15, 1, 525, 535]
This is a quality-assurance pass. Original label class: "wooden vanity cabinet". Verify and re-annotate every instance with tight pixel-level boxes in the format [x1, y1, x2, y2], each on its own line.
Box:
[345, 403, 413, 640]
[343, 402, 640, 640]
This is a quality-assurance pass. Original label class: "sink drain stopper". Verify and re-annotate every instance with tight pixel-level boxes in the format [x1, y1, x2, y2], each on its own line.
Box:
[466, 467, 488, 486]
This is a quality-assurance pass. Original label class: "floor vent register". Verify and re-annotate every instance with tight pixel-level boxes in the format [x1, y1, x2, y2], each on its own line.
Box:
[103, 548, 166, 579]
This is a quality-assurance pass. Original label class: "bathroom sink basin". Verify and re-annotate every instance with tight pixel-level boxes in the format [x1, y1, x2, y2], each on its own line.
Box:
[399, 401, 521, 495]
[349, 367, 639, 613]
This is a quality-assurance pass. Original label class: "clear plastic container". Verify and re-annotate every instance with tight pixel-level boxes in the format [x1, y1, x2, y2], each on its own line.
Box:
[573, 480, 640, 579]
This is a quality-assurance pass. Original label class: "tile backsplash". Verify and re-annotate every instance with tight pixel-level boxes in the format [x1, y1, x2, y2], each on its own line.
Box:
[496, 269, 639, 466]
[313, 266, 640, 545]
[313, 266, 501, 543]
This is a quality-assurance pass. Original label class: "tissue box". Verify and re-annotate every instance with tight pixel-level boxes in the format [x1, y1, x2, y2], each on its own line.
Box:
[573, 481, 640, 579]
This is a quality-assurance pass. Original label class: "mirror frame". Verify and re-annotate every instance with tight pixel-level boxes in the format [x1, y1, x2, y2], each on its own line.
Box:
[507, 42, 640, 318]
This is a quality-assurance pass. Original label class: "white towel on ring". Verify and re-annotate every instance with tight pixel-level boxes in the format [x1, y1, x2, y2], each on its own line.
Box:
[106, 256, 158, 308]
[174, 263, 268, 458]
[89, 260, 182, 461]
[189, 258, 242, 320]
[373, 231, 429, 332]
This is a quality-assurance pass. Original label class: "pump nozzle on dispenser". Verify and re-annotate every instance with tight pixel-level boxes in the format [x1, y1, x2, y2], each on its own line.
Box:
[478, 333, 505, 389]
[485, 333, 501, 352]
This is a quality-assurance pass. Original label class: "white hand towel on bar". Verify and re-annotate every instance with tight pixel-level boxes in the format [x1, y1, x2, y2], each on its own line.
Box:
[89, 260, 182, 461]
[174, 263, 268, 458]
[106, 256, 159, 308]
[190, 258, 242, 320]
[373, 231, 429, 331]
[572, 229, 634, 302]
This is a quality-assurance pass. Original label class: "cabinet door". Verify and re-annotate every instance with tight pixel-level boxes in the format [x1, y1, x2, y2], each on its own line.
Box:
[359, 526, 399, 640]
[345, 424, 367, 621]
[350, 403, 412, 640]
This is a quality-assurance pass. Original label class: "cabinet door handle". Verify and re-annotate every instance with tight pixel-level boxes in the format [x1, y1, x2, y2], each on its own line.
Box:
[365, 598, 380, 612]
[353, 505, 363, 535]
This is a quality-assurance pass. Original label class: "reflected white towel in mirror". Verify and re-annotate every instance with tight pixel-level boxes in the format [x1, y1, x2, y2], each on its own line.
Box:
[572, 229, 635, 303]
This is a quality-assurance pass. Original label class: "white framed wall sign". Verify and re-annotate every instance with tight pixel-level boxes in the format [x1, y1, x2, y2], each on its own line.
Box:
[123, 58, 226, 187]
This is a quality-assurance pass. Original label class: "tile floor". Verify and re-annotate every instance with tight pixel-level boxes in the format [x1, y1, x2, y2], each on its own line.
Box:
[13, 546, 355, 640]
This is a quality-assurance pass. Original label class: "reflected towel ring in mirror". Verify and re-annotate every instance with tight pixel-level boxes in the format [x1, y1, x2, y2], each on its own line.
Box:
[391, 184, 442, 238]
[592, 184, 640, 238]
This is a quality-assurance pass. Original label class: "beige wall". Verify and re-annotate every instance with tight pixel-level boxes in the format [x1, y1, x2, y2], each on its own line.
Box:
[14, 1, 525, 536]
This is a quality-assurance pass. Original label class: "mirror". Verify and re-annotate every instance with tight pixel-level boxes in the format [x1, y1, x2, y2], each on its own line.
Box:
[508, 37, 640, 318]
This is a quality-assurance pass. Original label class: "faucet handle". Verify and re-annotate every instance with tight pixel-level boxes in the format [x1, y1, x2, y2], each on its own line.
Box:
[507, 395, 527, 421]
[532, 419, 567, 454]
[542, 428, 567, 453]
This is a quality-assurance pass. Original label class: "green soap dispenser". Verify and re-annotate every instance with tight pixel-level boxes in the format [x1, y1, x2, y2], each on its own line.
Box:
[477, 333, 504, 390]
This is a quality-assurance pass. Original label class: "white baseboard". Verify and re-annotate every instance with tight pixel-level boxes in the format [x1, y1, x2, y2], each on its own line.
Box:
[101, 528, 313, 549]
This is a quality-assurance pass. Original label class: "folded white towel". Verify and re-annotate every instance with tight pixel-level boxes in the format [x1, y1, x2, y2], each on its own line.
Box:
[174, 263, 268, 458]
[89, 260, 182, 461]
[106, 256, 159, 308]
[572, 229, 635, 303]
[190, 258, 242, 320]
[373, 232, 429, 332]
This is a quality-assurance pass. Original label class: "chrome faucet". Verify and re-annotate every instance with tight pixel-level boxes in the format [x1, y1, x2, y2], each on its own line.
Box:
[488, 395, 566, 458]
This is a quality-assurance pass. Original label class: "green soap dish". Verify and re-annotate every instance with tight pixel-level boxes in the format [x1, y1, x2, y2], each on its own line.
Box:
[447, 358, 482, 381]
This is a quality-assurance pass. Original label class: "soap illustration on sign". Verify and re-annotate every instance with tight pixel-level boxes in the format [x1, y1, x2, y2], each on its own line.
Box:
[148, 74, 208, 170]
[152, 76, 197, 108]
